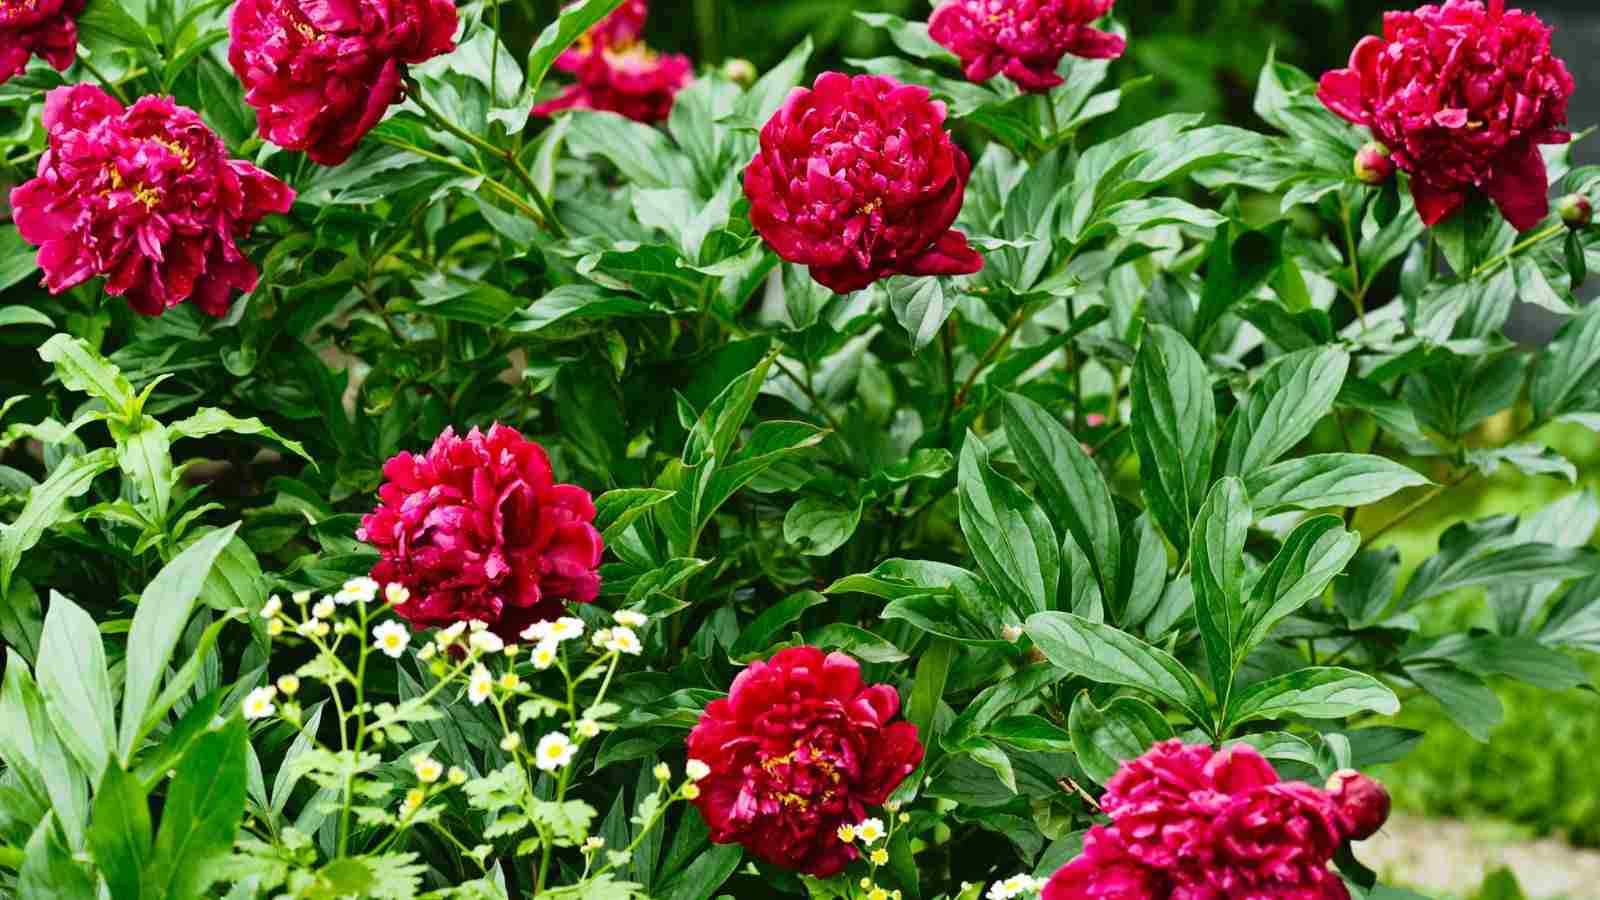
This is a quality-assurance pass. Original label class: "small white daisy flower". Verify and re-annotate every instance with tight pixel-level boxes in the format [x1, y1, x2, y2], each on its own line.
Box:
[531, 641, 558, 670]
[413, 755, 444, 784]
[384, 583, 411, 606]
[605, 626, 642, 655]
[500, 733, 522, 752]
[276, 675, 301, 695]
[312, 598, 336, 620]
[685, 759, 711, 781]
[468, 631, 504, 654]
[654, 762, 672, 781]
[296, 619, 319, 637]
[591, 627, 613, 648]
[372, 621, 411, 658]
[613, 609, 648, 628]
[260, 596, 282, 619]
[468, 619, 489, 633]
[519, 621, 550, 642]
[856, 817, 885, 845]
[545, 617, 585, 644]
[337, 576, 380, 605]
[534, 732, 577, 772]
[242, 686, 277, 720]
[436, 621, 467, 646]
[292, 590, 312, 605]
[576, 719, 601, 738]
[467, 665, 494, 705]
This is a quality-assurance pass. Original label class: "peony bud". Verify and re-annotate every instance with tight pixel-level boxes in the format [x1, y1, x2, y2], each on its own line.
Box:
[1353, 142, 1395, 186]
[1558, 193, 1593, 229]
[1325, 769, 1390, 841]
[722, 58, 757, 87]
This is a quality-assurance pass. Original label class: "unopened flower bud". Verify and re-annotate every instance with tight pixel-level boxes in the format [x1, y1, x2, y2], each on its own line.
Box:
[1325, 769, 1391, 841]
[722, 58, 757, 87]
[1001, 624, 1024, 643]
[1558, 193, 1593, 229]
[1353, 141, 1395, 185]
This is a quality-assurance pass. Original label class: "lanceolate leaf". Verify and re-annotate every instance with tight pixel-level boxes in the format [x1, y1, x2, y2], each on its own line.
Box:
[958, 435, 1060, 618]
[0, 448, 118, 599]
[524, 0, 626, 95]
[1002, 393, 1120, 601]
[144, 715, 249, 899]
[1068, 692, 1174, 784]
[36, 593, 116, 779]
[1130, 325, 1215, 553]
[1228, 667, 1398, 729]
[1239, 516, 1359, 651]
[1190, 478, 1250, 704]
[1244, 454, 1430, 515]
[1218, 347, 1349, 477]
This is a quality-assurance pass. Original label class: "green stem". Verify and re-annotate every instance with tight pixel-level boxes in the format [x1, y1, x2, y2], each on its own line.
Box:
[1468, 223, 1565, 279]
[0, 844, 21, 871]
[405, 82, 568, 238]
[373, 134, 547, 225]
[952, 303, 1030, 410]
[76, 52, 129, 106]
[1341, 197, 1367, 327]
[774, 358, 845, 435]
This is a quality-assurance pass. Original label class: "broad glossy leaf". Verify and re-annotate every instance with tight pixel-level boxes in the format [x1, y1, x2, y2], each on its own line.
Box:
[1026, 611, 1209, 725]
[1190, 478, 1249, 702]
[0, 448, 118, 598]
[87, 761, 151, 900]
[1228, 667, 1398, 727]
[1068, 692, 1173, 784]
[1245, 453, 1430, 515]
[1240, 516, 1359, 651]
[1405, 663, 1502, 742]
[37, 593, 115, 778]
[145, 715, 248, 899]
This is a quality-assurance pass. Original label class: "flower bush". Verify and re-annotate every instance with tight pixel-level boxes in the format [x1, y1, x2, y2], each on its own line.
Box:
[1, 0, 1599, 898]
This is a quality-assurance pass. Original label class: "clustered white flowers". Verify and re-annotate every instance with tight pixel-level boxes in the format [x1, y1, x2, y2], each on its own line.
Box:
[986, 874, 1047, 900]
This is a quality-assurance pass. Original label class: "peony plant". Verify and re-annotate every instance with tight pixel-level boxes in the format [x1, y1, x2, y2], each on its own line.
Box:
[1, 0, 1599, 898]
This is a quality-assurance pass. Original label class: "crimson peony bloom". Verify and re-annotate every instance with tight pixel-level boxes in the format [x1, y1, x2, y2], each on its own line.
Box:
[357, 425, 604, 643]
[929, 0, 1125, 93]
[743, 72, 984, 294]
[1324, 769, 1390, 841]
[0, 0, 84, 84]
[229, 0, 458, 166]
[685, 647, 924, 877]
[8, 85, 294, 317]
[532, 42, 693, 124]
[1045, 741, 1361, 900]
[1317, 0, 1575, 231]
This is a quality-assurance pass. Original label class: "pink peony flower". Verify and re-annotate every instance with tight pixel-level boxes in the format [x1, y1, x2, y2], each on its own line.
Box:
[928, 0, 1125, 93]
[533, 42, 693, 124]
[8, 85, 294, 317]
[357, 424, 604, 643]
[1047, 741, 1360, 899]
[553, 0, 647, 73]
[0, 0, 83, 84]
[1317, 0, 1575, 231]
[228, 0, 458, 166]
[743, 72, 984, 294]
[685, 647, 924, 877]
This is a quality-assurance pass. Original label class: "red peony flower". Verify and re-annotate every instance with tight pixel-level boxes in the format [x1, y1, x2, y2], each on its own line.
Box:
[533, 42, 693, 124]
[1317, 0, 1575, 231]
[229, 0, 458, 166]
[1047, 741, 1359, 899]
[553, 0, 647, 74]
[685, 647, 924, 877]
[0, 0, 84, 84]
[8, 85, 294, 317]
[743, 72, 984, 294]
[357, 424, 604, 643]
[929, 0, 1125, 93]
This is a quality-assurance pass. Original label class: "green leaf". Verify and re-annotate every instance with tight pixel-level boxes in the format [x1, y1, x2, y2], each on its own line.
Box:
[594, 488, 675, 543]
[907, 638, 956, 750]
[1244, 454, 1430, 515]
[524, 0, 625, 95]
[734, 37, 812, 126]
[684, 352, 776, 466]
[1190, 477, 1249, 704]
[1068, 692, 1173, 784]
[1239, 516, 1359, 652]
[1228, 667, 1398, 727]
[0, 305, 52, 329]
[1117, 513, 1169, 629]
[76, 0, 158, 53]
[1, 661, 89, 845]
[657, 843, 742, 900]
[1405, 663, 1503, 742]
[889, 277, 956, 351]
[958, 435, 1059, 618]
[1408, 635, 1591, 691]
[1025, 611, 1209, 725]
[729, 592, 827, 659]
[111, 417, 173, 523]
[0, 227, 42, 293]
[37, 593, 115, 778]
[1195, 223, 1288, 342]
[1540, 575, 1600, 651]
[1002, 393, 1120, 604]
[167, 408, 314, 464]
[511, 284, 666, 333]
[19, 817, 94, 900]
[38, 334, 135, 419]
[1399, 522, 1600, 609]
[1130, 325, 1215, 553]
[144, 715, 248, 900]
[87, 761, 152, 900]
[566, 110, 695, 191]
[1219, 347, 1349, 477]
[1467, 444, 1577, 483]
[783, 496, 862, 557]
[0, 448, 118, 599]
[119, 524, 239, 760]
